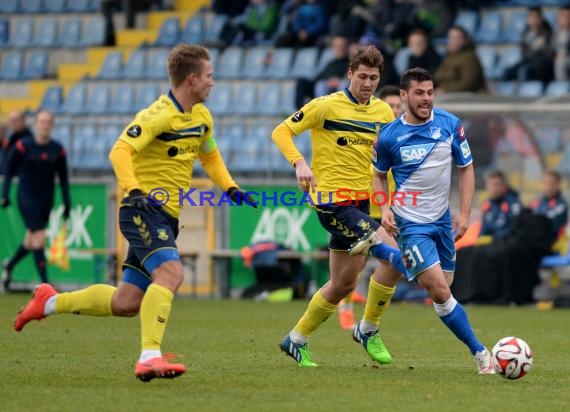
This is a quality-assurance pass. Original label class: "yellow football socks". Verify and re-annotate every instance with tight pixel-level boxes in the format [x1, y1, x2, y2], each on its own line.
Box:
[293, 290, 337, 337]
[363, 277, 395, 326]
[55, 284, 116, 316]
[140, 283, 174, 351]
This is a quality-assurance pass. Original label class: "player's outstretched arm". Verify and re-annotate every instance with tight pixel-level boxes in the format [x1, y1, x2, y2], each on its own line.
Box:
[454, 163, 475, 241]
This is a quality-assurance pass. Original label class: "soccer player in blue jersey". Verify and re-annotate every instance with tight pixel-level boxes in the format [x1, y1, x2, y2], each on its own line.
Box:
[273, 45, 408, 367]
[350, 67, 494, 374]
[13, 44, 256, 381]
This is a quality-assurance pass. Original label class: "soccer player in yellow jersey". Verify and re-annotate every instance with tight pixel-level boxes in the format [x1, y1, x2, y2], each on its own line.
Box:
[272, 45, 406, 367]
[13, 44, 256, 381]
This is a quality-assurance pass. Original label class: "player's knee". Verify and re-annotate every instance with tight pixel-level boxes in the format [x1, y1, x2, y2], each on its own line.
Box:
[112, 299, 140, 317]
[153, 261, 184, 290]
[443, 271, 454, 286]
[330, 277, 356, 296]
[428, 284, 452, 304]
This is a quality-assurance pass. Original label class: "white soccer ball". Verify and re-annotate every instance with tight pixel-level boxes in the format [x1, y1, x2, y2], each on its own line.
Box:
[491, 336, 533, 379]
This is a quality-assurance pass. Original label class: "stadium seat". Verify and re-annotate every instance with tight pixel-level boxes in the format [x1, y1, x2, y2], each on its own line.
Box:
[493, 81, 517, 96]
[265, 48, 294, 79]
[45, 0, 66, 13]
[53, 124, 72, 149]
[67, 0, 90, 12]
[0, 0, 18, 13]
[153, 17, 179, 47]
[122, 49, 146, 79]
[180, 14, 205, 44]
[80, 17, 106, 47]
[86, 84, 111, 115]
[476, 45, 498, 79]
[97, 51, 123, 80]
[290, 47, 319, 79]
[39, 85, 63, 113]
[0, 19, 8, 47]
[146, 48, 169, 79]
[241, 47, 270, 79]
[476, 11, 503, 43]
[316, 47, 334, 74]
[518, 81, 543, 97]
[10, 18, 34, 48]
[20, 0, 42, 13]
[495, 46, 522, 79]
[109, 83, 135, 114]
[70, 124, 98, 170]
[134, 83, 159, 112]
[216, 47, 244, 78]
[89, 0, 102, 12]
[545, 81, 570, 97]
[394, 47, 410, 75]
[0, 51, 24, 80]
[59, 17, 82, 48]
[256, 81, 283, 116]
[503, 11, 527, 43]
[33, 18, 59, 48]
[22, 50, 48, 79]
[206, 81, 232, 116]
[454, 10, 478, 37]
[209, 47, 219, 70]
[281, 81, 297, 114]
[233, 81, 257, 115]
[60, 83, 87, 115]
[204, 14, 228, 44]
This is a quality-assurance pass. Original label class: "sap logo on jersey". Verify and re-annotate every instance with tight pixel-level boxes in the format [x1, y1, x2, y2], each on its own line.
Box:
[400, 143, 434, 165]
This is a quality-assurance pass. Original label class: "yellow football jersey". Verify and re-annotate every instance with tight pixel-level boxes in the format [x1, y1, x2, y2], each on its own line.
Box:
[283, 89, 394, 204]
[118, 91, 218, 218]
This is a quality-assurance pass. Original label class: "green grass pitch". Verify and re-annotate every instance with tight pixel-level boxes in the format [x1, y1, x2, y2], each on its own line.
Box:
[1, 295, 569, 412]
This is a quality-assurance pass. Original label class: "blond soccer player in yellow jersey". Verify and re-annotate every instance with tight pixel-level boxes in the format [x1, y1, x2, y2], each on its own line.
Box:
[338, 85, 404, 330]
[13, 44, 256, 381]
[272, 45, 406, 367]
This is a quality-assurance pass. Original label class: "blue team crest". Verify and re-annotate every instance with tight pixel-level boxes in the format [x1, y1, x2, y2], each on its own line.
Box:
[430, 127, 441, 139]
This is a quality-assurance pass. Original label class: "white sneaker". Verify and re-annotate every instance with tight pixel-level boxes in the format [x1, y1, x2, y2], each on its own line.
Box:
[348, 229, 381, 256]
[474, 348, 495, 374]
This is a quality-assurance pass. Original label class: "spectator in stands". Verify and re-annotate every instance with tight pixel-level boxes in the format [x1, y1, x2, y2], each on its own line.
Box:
[212, 0, 249, 17]
[358, 31, 399, 87]
[275, 0, 327, 48]
[377, 85, 403, 117]
[479, 170, 522, 241]
[554, 5, 570, 81]
[295, 36, 349, 108]
[219, 0, 279, 47]
[405, 28, 442, 74]
[124, 0, 163, 28]
[2, 111, 33, 173]
[503, 6, 554, 85]
[529, 170, 568, 250]
[434, 26, 485, 93]
[328, 0, 370, 42]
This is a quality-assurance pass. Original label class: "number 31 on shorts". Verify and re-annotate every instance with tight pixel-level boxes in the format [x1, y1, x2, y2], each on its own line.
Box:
[403, 245, 424, 268]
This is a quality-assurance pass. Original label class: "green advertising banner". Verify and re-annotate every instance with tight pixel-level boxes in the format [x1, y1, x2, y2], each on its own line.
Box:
[228, 185, 330, 287]
[0, 183, 108, 286]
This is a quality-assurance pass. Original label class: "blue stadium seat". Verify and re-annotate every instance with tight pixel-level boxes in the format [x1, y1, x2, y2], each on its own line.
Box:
[60, 83, 87, 115]
[545, 81, 570, 97]
[109, 83, 135, 114]
[216, 47, 244, 78]
[67, 0, 90, 12]
[256, 81, 283, 116]
[394, 47, 410, 75]
[543, 10, 557, 30]
[0, 0, 18, 13]
[281, 81, 297, 114]
[53, 124, 72, 149]
[454, 10, 478, 37]
[22, 50, 48, 79]
[39, 85, 63, 113]
[316, 47, 334, 74]
[204, 14, 228, 44]
[503, 11, 527, 43]
[89, 0, 102, 12]
[0, 19, 8, 47]
[476, 11, 503, 43]
[265, 48, 294, 79]
[518, 81, 543, 97]
[100, 124, 121, 152]
[45, 0, 66, 13]
[20, 0, 42, 13]
[0, 51, 24, 80]
[59, 17, 82, 48]
[476, 45, 497, 79]
[241, 47, 270, 79]
[495, 46, 522, 78]
[146, 48, 169, 79]
[80, 17, 106, 47]
[291, 47, 319, 78]
[34, 18, 59, 48]
[10, 18, 34, 48]
[494, 81, 517, 96]
[207, 81, 232, 116]
[233, 81, 257, 115]
[122, 49, 146, 79]
[153, 17, 179, 47]
[209, 48, 219, 70]
[270, 144, 293, 173]
[180, 15, 205, 44]
[86, 84, 111, 115]
[97, 51, 123, 80]
[70, 124, 98, 170]
[134, 84, 159, 112]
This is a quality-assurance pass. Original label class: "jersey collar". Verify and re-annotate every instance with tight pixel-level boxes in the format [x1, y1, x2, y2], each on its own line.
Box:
[343, 88, 370, 105]
[168, 89, 185, 113]
[400, 110, 434, 126]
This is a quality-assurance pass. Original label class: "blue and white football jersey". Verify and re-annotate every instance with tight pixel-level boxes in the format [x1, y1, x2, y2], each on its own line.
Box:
[373, 108, 473, 223]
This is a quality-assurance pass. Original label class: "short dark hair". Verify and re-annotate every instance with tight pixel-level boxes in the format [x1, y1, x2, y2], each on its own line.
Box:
[544, 170, 562, 182]
[486, 170, 506, 181]
[378, 85, 400, 100]
[400, 67, 432, 91]
[168, 44, 210, 87]
[349, 45, 384, 75]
